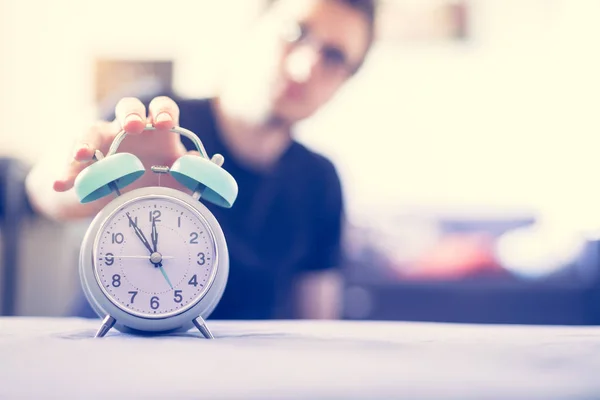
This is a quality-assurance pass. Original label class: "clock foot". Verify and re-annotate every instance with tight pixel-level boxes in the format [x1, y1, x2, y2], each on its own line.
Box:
[192, 316, 214, 339]
[94, 315, 116, 338]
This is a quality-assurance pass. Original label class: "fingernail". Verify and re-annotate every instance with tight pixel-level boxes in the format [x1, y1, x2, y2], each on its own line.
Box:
[124, 113, 143, 125]
[155, 112, 172, 123]
[73, 143, 90, 159]
[53, 180, 65, 192]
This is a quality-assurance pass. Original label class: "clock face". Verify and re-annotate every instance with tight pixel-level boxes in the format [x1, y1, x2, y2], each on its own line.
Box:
[92, 195, 218, 318]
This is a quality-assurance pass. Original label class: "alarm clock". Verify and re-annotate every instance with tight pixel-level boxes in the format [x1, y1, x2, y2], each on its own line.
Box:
[74, 124, 238, 339]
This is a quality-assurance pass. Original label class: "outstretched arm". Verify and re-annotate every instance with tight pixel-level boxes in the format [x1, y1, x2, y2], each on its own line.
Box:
[25, 96, 187, 221]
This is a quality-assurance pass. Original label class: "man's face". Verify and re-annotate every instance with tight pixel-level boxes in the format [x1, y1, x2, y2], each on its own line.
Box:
[260, 0, 371, 124]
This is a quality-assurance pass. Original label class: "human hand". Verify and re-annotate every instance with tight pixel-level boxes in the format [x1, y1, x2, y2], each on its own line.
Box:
[53, 96, 193, 195]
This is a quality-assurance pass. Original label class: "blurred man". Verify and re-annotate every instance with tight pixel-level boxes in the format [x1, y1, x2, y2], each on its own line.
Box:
[25, 0, 378, 319]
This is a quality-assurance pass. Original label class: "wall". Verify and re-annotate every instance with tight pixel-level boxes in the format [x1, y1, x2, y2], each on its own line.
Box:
[299, 0, 600, 226]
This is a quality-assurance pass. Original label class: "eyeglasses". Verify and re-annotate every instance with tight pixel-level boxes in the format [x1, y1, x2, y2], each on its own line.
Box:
[279, 20, 359, 77]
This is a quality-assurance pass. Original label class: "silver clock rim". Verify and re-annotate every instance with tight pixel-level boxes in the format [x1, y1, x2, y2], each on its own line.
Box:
[79, 186, 229, 332]
[91, 192, 219, 319]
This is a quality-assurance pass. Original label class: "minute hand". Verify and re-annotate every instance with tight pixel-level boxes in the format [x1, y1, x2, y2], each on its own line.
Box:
[151, 216, 158, 252]
[125, 212, 154, 254]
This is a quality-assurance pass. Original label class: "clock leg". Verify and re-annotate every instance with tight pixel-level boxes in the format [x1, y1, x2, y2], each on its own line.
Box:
[192, 316, 214, 339]
[94, 315, 116, 338]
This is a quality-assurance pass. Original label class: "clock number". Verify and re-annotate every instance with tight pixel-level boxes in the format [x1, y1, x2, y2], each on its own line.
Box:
[104, 253, 114, 266]
[128, 216, 138, 228]
[197, 252, 206, 265]
[112, 233, 124, 244]
[128, 291, 138, 304]
[178, 216, 181, 228]
[149, 210, 161, 222]
[150, 296, 160, 310]
[174, 290, 183, 303]
[112, 274, 121, 287]
[188, 275, 198, 287]
[190, 232, 199, 244]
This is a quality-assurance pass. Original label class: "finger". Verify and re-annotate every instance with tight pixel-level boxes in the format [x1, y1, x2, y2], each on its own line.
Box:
[72, 143, 94, 163]
[53, 180, 69, 192]
[54, 155, 97, 192]
[55, 122, 115, 192]
[72, 121, 114, 163]
[148, 96, 180, 130]
[53, 159, 94, 192]
[187, 150, 222, 166]
[115, 97, 147, 134]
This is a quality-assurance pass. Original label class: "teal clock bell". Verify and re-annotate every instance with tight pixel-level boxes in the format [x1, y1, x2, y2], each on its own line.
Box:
[74, 124, 238, 339]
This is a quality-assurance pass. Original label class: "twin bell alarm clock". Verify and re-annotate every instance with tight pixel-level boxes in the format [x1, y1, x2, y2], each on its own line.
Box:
[74, 124, 238, 339]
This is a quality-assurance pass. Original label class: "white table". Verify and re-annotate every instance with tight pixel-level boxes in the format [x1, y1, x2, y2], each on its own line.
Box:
[1, 317, 599, 399]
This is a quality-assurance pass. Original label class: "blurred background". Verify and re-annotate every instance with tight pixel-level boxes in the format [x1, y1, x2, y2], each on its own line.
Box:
[1, 0, 600, 324]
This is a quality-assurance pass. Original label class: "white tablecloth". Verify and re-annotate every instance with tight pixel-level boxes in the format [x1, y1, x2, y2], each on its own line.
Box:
[1, 317, 599, 399]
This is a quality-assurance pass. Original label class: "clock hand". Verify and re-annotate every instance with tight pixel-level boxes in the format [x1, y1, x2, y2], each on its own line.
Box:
[125, 212, 154, 255]
[151, 216, 158, 253]
[115, 255, 175, 259]
[155, 262, 173, 289]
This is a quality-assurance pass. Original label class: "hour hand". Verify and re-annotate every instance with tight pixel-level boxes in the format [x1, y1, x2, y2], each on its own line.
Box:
[125, 212, 153, 254]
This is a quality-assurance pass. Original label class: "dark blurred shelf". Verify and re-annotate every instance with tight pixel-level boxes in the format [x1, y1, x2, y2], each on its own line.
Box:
[343, 279, 600, 325]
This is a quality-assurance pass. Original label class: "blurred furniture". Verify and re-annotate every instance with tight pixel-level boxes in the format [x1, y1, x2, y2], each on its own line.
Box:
[0, 157, 83, 317]
[343, 279, 600, 324]
[343, 214, 600, 325]
[2, 317, 600, 399]
[0, 157, 30, 315]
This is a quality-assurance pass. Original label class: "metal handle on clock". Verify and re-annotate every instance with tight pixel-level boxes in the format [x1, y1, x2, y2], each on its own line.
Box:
[107, 124, 210, 160]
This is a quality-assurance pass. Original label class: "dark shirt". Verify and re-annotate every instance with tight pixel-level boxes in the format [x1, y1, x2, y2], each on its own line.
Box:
[76, 97, 344, 320]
